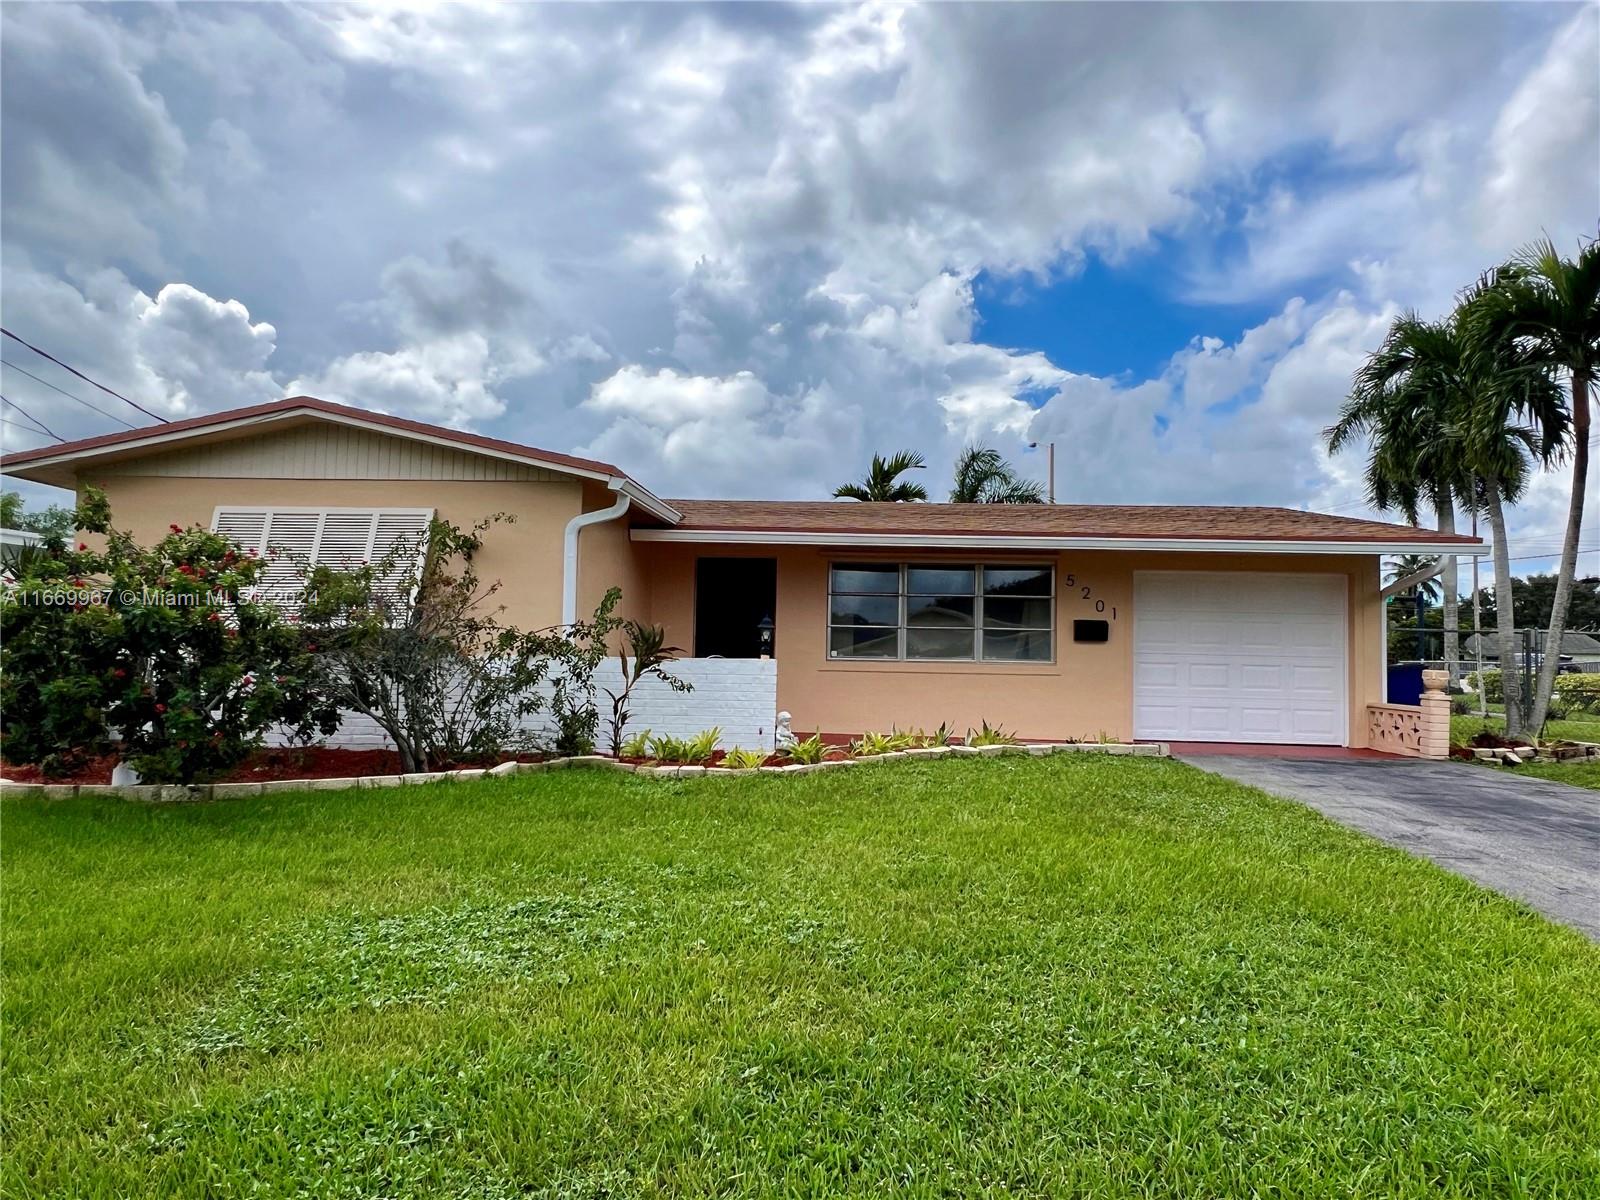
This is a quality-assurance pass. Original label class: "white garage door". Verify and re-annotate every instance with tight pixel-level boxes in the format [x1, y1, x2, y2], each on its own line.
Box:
[1134, 572, 1348, 745]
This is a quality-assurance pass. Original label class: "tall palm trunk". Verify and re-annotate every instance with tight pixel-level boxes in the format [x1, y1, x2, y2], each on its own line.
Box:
[1437, 495, 1459, 688]
[1483, 479, 1523, 737]
[1527, 366, 1592, 732]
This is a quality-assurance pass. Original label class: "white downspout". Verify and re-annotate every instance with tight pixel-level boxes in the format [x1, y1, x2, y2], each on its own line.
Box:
[562, 484, 631, 626]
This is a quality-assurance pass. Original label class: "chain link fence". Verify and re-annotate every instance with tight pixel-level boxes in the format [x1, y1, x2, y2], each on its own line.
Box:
[1388, 623, 1600, 727]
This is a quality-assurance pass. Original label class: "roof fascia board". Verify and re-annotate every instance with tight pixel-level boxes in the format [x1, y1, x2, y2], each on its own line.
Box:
[629, 528, 1487, 555]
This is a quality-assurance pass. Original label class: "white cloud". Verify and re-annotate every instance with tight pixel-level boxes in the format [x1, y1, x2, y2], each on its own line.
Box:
[1480, 7, 1600, 249]
[1, 2, 1594, 578]
[287, 334, 509, 427]
[0, 260, 281, 447]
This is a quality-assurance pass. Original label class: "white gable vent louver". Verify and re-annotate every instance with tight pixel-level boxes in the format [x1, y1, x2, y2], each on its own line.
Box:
[210, 506, 434, 612]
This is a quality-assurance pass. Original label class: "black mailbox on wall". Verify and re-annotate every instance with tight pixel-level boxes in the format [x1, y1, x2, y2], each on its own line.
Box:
[1073, 619, 1110, 643]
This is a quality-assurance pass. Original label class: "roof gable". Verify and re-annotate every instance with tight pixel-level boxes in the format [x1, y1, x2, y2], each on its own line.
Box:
[0, 396, 679, 521]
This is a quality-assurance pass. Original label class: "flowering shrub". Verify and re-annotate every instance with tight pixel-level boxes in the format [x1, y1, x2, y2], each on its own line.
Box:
[0, 489, 339, 782]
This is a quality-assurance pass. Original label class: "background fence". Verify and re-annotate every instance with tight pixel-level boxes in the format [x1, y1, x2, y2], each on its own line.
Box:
[1387, 624, 1600, 726]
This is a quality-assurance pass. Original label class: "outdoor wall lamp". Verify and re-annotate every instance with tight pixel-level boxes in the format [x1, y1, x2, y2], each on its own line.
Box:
[757, 614, 775, 657]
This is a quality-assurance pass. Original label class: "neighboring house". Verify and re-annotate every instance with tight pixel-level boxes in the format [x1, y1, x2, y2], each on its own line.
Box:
[0, 396, 1485, 748]
[1463, 632, 1600, 674]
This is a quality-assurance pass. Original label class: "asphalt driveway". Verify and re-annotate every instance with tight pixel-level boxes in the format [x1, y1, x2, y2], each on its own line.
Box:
[1182, 756, 1600, 940]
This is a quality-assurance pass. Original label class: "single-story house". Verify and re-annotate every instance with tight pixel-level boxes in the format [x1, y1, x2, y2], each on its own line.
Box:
[1464, 631, 1600, 674]
[0, 396, 1484, 749]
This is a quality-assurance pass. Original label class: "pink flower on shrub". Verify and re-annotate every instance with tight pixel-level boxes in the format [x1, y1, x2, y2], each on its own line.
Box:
[155, 703, 167, 714]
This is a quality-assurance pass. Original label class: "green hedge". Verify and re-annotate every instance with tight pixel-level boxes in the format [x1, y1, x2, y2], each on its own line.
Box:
[1467, 669, 1502, 704]
[1468, 671, 1600, 714]
[1555, 673, 1600, 714]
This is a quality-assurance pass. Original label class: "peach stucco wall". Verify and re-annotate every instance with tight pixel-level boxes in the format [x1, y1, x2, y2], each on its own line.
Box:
[73, 441, 1386, 747]
[637, 543, 1385, 746]
[576, 481, 652, 625]
[78, 473, 586, 631]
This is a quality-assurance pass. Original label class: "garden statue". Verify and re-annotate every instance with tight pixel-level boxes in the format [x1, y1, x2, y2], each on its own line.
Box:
[775, 710, 796, 750]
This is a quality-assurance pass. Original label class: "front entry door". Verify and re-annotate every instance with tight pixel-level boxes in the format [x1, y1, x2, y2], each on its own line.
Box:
[695, 558, 777, 657]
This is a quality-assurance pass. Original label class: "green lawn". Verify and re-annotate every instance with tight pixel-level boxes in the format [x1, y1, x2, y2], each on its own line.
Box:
[1451, 711, 1600, 790]
[4, 758, 1598, 1198]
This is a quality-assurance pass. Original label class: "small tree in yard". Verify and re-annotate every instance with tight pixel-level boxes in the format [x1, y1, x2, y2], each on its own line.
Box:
[0, 488, 339, 782]
[604, 621, 690, 757]
[544, 587, 622, 757]
[297, 514, 577, 773]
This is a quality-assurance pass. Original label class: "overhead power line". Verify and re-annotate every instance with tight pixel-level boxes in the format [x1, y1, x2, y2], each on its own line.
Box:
[0, 357, 138, 430]
[0, 326, 168, 424]
[0, 394, 62, 441]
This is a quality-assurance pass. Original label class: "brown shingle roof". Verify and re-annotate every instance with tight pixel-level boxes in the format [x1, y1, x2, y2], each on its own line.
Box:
[662, 500, 1481, 545]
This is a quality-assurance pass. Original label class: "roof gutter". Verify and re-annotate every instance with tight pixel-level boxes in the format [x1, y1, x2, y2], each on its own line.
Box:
[563, 483, 632, 626]
[628, 528, 1487, 556]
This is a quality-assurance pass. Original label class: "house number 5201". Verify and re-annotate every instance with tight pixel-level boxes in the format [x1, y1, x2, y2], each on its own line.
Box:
[1063, 574, 1115, 620]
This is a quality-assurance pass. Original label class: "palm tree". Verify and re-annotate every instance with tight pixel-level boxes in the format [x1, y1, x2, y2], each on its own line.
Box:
[833, 450, 929, 502]
[1326, 304, 1565, 734]
[1465, 238, 1599, 731]
[1327, 315, 1475, 685]
[949, 445, 1046, 504]
[1386, 553, 1443, 664]
[1385, 554, 1444, 603]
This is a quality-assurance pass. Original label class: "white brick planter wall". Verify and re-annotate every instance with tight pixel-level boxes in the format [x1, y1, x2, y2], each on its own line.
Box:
[270, 657, 779, 753]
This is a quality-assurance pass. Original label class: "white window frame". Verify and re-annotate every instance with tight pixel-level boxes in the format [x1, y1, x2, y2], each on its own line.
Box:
[826, 562, 1055, 663]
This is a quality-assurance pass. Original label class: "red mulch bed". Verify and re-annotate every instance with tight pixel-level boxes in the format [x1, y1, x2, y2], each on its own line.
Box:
[1, 746, 546, 785]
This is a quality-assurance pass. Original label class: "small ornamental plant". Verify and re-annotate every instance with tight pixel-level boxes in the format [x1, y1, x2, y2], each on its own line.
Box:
[0, 488, 339, 782]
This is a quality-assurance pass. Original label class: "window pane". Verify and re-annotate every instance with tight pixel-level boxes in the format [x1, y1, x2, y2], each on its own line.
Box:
[905, 594, 975, 627]
[983, 597, 1052, 629]
[829, 594, 899, 627]
[830, 626, 899, 658]
[982, 629, 1052, 661]
[906, 628, 975, 659]
[983, 566, 1052, 597]
[831, 564, 898, 594]
[906, 565, 975, 595]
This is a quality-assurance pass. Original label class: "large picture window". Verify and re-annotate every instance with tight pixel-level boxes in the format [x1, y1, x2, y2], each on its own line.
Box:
[828, 563, 1053, 662]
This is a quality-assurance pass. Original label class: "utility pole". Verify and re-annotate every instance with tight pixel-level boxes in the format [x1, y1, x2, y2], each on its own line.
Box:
[1027, 441, 1057, 503]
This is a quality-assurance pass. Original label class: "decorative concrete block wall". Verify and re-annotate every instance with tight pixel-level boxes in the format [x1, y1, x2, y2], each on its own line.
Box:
[1367, 703, 1426, 756]
[270, 658, 778, 754]
[1366, 669, 1451, 759]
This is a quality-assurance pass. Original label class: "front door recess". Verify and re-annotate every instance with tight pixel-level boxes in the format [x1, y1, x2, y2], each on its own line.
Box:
[694, 557, 777, 658]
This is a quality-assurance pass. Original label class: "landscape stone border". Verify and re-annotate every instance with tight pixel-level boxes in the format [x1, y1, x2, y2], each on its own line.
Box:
[0, 741, 1169, 803]
[1469, 740, 1600, 766]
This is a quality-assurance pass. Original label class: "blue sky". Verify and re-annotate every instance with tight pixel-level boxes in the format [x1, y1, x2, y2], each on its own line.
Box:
[973, 254, 1279, 382]
[0, 3, 1595, 574]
